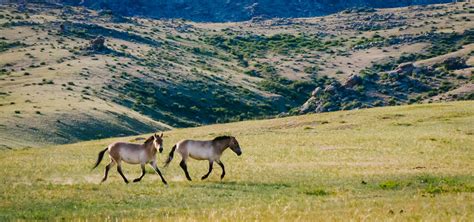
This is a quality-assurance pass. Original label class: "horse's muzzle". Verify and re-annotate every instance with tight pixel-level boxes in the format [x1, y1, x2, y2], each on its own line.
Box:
[237, 151, 242, 156]
[159, 147, 163, 153]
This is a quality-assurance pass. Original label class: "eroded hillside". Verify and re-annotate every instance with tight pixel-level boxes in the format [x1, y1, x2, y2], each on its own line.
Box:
[10, 0, 454, 22]
[0, 2, 473, 148]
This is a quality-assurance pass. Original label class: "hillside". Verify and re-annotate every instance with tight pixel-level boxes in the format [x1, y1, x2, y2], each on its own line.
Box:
[6, 0, 453, 22]
[0, 101, 473, 220]
[1, 2, 473, 148]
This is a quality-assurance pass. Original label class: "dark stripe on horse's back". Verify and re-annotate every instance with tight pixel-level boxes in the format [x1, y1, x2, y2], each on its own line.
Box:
[213, 135, 231, 141]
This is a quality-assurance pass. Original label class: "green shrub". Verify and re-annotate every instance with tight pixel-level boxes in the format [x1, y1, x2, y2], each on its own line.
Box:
[379, 181, 400, 189]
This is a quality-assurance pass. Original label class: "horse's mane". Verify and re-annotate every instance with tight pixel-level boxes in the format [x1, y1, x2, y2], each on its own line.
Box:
[213, 135, 231, 141]
[144, 136, 154, 145]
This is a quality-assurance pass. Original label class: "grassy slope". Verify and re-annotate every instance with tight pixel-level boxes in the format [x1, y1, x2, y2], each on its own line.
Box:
[0, 101, 472, 220]
[1, 3, 473, 148]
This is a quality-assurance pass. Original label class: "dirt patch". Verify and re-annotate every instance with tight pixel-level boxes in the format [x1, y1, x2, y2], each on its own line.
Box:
[328, 124, 357, 131]
[378, 114, 406, 120]
[50, 177, 75, 185]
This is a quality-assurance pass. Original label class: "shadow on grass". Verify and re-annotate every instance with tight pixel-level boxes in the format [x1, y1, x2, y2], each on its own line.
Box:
[368, 174, 474, 195]
[190, 181, 334, 197]
[190, 181, 292, 192]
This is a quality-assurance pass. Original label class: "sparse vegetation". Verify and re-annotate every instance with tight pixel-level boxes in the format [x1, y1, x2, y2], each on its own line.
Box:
[205, 33, 340, 59]
[0, 41, 23, 52]
[0, 2, 472, 148]
[0, 102, 472, 220]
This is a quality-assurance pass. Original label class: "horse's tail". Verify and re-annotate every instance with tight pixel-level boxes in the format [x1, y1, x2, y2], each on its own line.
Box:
[164, 144, 176, 167]
[92, 147, 108, 169]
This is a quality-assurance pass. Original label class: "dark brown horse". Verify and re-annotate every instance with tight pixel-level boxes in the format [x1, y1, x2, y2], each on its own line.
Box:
[93, 133, 167, 185]
[164, 136, 242, 181]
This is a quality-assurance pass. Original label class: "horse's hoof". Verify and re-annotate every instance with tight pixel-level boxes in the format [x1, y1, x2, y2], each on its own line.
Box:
[133, 179, 141, 183]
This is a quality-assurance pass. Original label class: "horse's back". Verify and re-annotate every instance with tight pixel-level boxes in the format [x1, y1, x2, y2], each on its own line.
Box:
[177, 139, 216, 160]
[177, 139, 212, 149]
[108, 142, 140, 151]
[108, 142, 146, 164]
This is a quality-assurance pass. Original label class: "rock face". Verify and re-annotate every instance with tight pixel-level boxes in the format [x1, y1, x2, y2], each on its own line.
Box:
[299, 79, 360, 114]
[343, 74, 362, 88]
[50, 0, 453, 22]
[440, 57, 467, 70]
[88, 36, 106, 51]
[395, 62, 415, 74]
[385, 62, 416, 78]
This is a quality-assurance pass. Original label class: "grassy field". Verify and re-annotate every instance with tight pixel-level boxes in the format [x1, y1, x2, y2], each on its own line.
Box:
[0, 101, 473, 220]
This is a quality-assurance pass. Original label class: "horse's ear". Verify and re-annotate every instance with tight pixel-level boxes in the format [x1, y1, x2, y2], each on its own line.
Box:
[160, 132, 163, 138]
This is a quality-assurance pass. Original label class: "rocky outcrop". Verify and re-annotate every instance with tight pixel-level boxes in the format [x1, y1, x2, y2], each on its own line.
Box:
[299, 87, 323, 113]
[299, 78, 365, 114]
[37, 0, 453, 22]
[343, 12, 407, 31]
[59, 21, 161, 46]
[88, 36, 106, 51]
[343, 74, 362, 88]
[395, 62, 415, 74]
[440, 57, 468, 70]
[386, 62, 416, 78]
[299, 74, 366, 113]
[298, 55, 471, 115]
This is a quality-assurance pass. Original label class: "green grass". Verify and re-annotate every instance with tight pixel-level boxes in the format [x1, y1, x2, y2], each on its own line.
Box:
[0, 101, 473, 220]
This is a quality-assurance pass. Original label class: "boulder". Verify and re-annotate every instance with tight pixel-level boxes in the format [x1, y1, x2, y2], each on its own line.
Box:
[299, 97, 318, 114]
[89, 36, 106, 51]
[176, 24, 193, 32]
[395, 62, 414, 74]
[324, 84, 337, 93]
[311, 87, 322, 97]
[441, 57, 467, 70]
[343, 74, 362, 88]
[299, 97, 328, 114]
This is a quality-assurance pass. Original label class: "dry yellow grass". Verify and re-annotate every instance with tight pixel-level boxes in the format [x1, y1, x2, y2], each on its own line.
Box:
[0, 101, 473, 220]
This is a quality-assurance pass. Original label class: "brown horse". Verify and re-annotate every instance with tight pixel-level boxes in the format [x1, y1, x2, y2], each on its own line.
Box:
[93, 133, 167, 185]
[164, 136, 242, 181]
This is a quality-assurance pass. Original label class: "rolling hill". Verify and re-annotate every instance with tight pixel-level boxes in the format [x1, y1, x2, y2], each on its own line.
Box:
[0, 2, 473, 148]
[5, 0, 454, 22]
[73, 0, 455, 22]
[0, 101, 472, 220]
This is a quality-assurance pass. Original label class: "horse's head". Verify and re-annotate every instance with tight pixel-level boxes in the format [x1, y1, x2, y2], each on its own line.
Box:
[153, 132, 164, 153]
[229, 136, 242, 156]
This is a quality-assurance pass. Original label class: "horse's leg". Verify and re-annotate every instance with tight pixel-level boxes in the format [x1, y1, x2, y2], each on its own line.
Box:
[101, 160, 115, 183]
[180, 159, 192, 181]
[116, 161, 129, 184]
[217, 160, 226, 180]
[133, 163, 146, 183]
[150, 161, 168, 185]
[201, 160, 213, 180]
